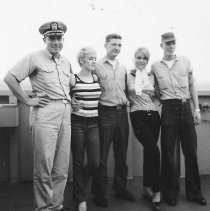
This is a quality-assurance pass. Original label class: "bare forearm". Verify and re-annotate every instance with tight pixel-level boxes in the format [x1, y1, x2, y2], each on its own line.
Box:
[189, 83, 199, 110]
[4, 72, 30, 105]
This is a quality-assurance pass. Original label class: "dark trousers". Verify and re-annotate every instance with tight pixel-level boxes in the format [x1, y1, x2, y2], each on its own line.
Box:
[161, 100, 202, 200]
[130, 110, 161, 192]
[94, 105, 129, 199]
[71, 114, 100, 204]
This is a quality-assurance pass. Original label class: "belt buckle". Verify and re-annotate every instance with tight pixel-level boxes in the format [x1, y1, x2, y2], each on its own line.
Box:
[147, 110, 151, 115]
[181, 99, 187, 103]
[62, 99, 68, 104]
[116, 104, 122, 110]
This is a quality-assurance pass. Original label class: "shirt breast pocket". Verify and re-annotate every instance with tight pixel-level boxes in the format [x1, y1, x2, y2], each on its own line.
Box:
[157, 77, 168, 90]
[98, 74, 109, 84]
[177, 70, 187, 88]
[36, 66, 55, 84]
[179, 76, 187, 88]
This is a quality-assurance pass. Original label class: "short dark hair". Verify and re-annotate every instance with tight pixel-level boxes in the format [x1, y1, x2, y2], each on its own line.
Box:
[105, 33, 122, 43]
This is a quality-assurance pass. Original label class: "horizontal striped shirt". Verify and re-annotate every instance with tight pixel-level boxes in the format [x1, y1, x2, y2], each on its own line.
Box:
[71, 74, 101, 117]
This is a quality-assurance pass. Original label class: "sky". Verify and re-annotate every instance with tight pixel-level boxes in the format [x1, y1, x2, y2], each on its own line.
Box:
[0, 0, 210, 90]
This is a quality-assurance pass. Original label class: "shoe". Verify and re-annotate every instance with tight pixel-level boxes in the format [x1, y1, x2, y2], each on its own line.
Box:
[152, 202, 161, 211]
[142, 186, 153, 200]
[94, 197, 108, 207]
[60, 207, 72, 211]
[78, 201, 87, 211]
[143, 193, 153, 200]
[187, 196, 207, 206]
[152, 191, 161, 210]
[116, 190, 136, 202]
[165, 198, 177, 206]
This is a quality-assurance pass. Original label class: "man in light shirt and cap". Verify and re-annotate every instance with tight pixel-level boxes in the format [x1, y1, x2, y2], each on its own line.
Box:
[4, 21, 72, 211]
[151, 32, 207, 207]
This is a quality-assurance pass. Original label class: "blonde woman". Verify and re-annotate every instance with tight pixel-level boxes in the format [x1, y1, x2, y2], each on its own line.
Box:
[127, 47, 161, 211]
[70, 47, 101, 211]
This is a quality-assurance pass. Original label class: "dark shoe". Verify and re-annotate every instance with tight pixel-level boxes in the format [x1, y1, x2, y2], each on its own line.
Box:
[165, 199, 177, 206]
[94, 197, 108, 207]
[152, 202, 161, 211]
[142, 193, 153, 201]
[60, 206, 72, 211]
[116, 190, 136, 202]
[142, 186, 153, 200]
[187, 196, 207, 206]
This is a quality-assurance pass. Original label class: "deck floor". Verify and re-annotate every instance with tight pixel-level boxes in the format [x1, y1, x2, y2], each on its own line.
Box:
[1, 175, 210, 211]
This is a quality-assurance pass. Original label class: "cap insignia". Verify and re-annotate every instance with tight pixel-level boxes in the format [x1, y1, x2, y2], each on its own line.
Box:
[50, 22, 58, 30]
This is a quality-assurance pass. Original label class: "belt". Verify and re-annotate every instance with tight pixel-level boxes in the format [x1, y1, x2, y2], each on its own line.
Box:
[162, 99, 189, 104]
[99, 104, 127, 110]
[49, 99, 70, 104]
[71, 113, 98, 120]
[131, 110, 157, 116]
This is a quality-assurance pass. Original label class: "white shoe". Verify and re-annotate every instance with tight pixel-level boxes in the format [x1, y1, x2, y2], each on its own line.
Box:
[152, 191, 160, 203]
[78, 201, 87, 211]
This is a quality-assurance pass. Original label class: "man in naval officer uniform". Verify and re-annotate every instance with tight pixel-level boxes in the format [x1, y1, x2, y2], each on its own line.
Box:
[4, 21, 72, 211]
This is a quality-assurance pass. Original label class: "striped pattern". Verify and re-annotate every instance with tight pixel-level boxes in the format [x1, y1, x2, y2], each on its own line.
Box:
[71, 74, 101, 117]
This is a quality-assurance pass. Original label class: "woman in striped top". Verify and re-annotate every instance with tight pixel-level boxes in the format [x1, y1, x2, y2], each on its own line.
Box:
[70, 47, 101, 211]
[127, 47, 161, 211]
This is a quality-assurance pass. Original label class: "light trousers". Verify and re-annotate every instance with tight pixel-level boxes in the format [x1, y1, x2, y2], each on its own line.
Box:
[30, 102, 71, 211]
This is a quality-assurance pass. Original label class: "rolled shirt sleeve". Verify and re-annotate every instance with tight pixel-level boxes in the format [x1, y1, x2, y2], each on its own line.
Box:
[8, 50, 71, 101]
[9, 54, 35, 82]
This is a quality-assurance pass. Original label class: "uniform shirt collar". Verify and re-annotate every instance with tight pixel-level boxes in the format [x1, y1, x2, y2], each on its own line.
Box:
[44, 48, 64, 62]
[161, 55, 178, 63]
[102, 56, 119, 66]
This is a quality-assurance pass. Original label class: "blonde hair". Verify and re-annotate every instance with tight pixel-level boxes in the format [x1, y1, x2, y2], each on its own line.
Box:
[77, 47, 96, 67]
[134, 47, 150, 61]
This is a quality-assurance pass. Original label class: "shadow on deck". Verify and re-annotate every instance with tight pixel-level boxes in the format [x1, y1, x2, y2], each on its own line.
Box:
[1, 175, 210, 211]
